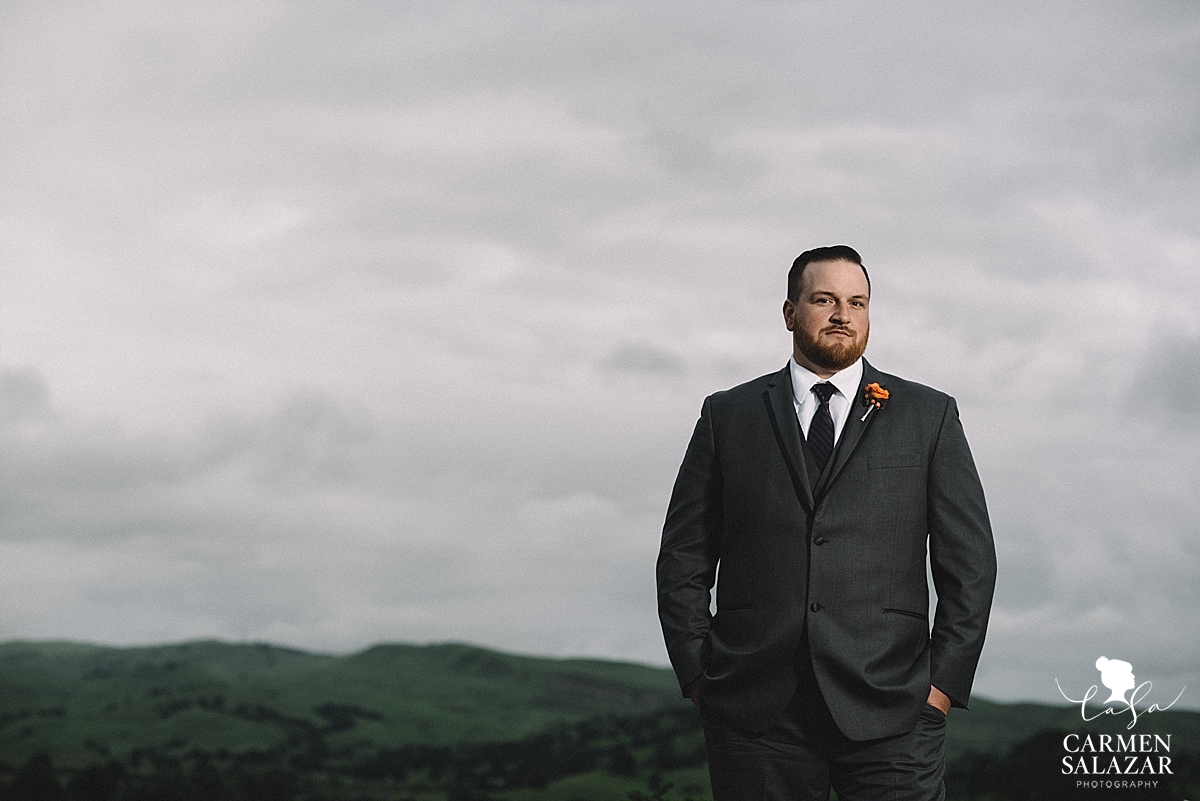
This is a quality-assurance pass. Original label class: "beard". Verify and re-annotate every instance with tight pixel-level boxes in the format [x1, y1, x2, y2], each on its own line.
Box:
[795, 324, 869, 372]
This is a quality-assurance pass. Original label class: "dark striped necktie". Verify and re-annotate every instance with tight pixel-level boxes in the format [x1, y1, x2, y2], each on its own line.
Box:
[809, 382, 837, 473]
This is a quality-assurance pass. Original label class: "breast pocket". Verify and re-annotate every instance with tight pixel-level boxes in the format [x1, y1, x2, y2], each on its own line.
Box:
[867, 454, 922, 470]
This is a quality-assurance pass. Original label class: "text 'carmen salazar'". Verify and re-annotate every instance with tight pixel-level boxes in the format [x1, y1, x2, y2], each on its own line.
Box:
[1062, 733, 1172, 775]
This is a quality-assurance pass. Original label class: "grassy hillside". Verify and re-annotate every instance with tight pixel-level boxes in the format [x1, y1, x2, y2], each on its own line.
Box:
[0, 639, 683, 769]
[946, 696, 1200, 760]
[3, 640, 1198, 800]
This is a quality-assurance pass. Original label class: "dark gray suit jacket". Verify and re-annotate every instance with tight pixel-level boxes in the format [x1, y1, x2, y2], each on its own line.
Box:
[657, 359, 996, 741]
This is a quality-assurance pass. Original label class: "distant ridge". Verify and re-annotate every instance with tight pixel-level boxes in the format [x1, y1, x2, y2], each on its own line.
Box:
[4, 638, 1200, 776]
[0, 638, 684, 768]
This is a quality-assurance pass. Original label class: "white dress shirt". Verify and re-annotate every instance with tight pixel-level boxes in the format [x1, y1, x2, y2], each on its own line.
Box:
[789, 356, 864, 445]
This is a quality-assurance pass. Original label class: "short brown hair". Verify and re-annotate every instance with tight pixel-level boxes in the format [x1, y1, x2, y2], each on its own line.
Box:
[787, 245, 870, 301]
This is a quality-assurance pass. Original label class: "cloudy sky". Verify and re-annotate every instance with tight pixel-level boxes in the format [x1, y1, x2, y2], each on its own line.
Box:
[2, 1, 1198, 708]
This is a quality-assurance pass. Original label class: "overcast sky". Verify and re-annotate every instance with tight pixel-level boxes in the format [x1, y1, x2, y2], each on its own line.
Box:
[2, 1, 1198, 708]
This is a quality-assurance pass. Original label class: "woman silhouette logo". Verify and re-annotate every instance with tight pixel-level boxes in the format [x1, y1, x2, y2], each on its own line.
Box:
[1096, 656, 1136, 704]
[1058, 656, 1185, 727]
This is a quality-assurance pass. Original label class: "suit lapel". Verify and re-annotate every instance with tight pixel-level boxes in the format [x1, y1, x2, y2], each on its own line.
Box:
[819, 359, 883, 495]
[765, 366, 815, 513]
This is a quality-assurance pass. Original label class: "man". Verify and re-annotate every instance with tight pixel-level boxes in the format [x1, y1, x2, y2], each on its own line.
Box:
[657, 246, 996, 801]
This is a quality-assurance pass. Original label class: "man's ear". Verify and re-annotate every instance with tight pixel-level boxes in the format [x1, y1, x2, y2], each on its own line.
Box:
[782, 298, 796, 331]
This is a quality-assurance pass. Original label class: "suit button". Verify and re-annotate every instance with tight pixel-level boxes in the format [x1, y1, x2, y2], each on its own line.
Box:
[813, 536, 827, 545]
[810, 602, 822, 612]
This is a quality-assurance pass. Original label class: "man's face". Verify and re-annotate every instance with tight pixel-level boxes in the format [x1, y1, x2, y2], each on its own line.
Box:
[782, 259, 870, 377]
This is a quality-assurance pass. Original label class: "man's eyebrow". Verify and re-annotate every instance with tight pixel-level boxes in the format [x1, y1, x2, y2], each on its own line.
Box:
[810, 290, 869, 300]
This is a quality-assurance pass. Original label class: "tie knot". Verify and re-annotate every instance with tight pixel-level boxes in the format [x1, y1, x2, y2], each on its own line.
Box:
[811, 383, 837, 404]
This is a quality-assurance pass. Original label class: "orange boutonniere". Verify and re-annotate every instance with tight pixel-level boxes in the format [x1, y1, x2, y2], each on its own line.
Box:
[860, 382, 890, 422]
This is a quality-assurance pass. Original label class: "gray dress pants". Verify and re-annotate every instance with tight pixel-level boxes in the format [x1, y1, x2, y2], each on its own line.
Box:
[702, 662, 946, 801]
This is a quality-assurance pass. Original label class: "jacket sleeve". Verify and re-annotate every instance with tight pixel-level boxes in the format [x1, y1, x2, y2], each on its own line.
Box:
[657, 395, 723, 695]
[926, 396, 997, 709]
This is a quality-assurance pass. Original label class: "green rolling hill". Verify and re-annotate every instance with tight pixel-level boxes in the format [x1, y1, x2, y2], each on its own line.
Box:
[1, 639, 1198, 800]
[0, 639, 682, 768]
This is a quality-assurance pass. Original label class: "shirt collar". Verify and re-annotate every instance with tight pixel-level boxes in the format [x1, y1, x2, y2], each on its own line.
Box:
[789, 356, 864, 406]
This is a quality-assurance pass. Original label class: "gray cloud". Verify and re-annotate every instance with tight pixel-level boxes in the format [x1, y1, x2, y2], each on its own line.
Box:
[601, 342, 684, 376]
[0, 366, 52, 423]
[1137, 336, 1200, 421]
[1, 1, 1198, 707]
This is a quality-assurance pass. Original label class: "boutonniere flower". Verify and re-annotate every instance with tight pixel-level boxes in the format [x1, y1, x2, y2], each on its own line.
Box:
[860, 382, 890, 422]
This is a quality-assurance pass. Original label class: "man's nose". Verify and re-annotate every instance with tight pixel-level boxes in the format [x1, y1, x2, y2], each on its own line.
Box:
[829, 303, 849, 322]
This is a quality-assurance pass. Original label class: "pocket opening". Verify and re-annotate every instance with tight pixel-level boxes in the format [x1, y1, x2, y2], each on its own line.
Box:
[882, 607, 926, 621]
